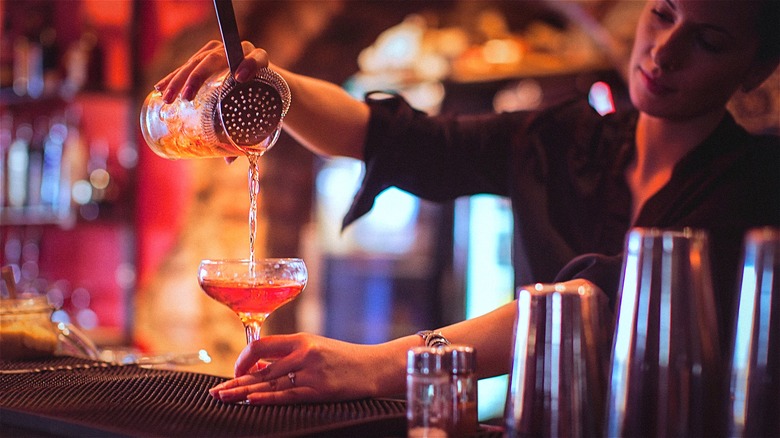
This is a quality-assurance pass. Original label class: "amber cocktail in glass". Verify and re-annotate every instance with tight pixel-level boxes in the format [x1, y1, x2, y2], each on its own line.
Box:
[198, 258, 307, 343]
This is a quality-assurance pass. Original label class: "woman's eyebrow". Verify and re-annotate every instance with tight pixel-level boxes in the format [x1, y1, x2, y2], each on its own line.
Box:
[668, 0, 735, 38]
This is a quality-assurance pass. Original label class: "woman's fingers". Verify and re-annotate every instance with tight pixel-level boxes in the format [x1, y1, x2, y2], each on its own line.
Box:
[154, 40, 220, 90]
[209, 333, 382, 405]
[153, 40, 270, 104]
[234, 43, 268, 82]
[213, 379, 317, 405]
[208, 374, 258, 400]
[153, 70, 176, 92]
[156, 40, 229, 103]
[211, 370, 321, 405]
[210, 335, 315, 403]
[179, 48, 230, 100]
[210, 364, 309, 404]
[245, 386, 318, 405]
[234, 334, 302, 377]
[210, 374, 277, 403]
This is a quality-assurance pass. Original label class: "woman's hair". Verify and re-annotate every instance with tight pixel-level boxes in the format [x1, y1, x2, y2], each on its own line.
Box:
[755, 0, 780, 63]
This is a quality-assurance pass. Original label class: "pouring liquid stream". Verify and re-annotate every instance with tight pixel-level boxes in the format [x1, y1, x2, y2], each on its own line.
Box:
[248, 152, 260, 268]
[240, 124, 281, 274]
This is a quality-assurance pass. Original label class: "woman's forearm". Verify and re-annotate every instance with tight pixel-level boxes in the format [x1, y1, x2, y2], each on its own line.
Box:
[376, 299, 518, 391]
[274, 65, 370, 160]
[435, 300, 517, 379]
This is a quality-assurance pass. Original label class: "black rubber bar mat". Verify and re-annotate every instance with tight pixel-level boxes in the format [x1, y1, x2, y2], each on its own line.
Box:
[0, 356, 406, 437]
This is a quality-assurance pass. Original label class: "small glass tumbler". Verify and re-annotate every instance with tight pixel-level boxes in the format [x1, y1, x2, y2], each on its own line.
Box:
[407, 346, 453, 438]
[504, 281, 612, 438]
[728, 227, 780, 437]
[605, 228, 722, 437]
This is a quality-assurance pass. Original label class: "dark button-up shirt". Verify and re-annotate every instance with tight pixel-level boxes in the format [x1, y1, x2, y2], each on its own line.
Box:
[344, 93, 780, 340]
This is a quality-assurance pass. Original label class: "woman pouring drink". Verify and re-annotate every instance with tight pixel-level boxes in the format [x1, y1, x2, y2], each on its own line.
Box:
[154, 0, 780, 405]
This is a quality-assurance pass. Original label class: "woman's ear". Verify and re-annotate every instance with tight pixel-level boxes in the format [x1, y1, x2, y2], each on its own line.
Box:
[742, 57, 780, 92]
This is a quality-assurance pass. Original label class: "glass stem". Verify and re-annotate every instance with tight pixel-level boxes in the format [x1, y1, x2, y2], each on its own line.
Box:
[244, 320, 265, 344]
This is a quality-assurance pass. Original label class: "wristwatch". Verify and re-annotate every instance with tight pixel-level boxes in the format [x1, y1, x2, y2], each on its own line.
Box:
[416, 330, 451, 348]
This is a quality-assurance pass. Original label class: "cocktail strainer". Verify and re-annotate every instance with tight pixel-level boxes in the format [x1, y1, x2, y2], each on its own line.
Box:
[206, 0, 291, 154]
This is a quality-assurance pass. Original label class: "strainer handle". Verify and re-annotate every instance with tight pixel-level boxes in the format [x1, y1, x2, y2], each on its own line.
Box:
[213, 0, 243, 75]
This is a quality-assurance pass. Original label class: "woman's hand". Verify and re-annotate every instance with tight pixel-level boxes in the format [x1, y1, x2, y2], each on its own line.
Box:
[150, 38, 370, 160]
[208, 333, 408, 405]
[154, 40, 270, 104]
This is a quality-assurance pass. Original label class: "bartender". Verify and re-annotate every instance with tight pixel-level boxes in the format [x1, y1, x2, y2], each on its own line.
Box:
[152, 0, 780, 405]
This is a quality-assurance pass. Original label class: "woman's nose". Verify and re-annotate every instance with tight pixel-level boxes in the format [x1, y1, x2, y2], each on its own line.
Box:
[651, 28, 686, 72]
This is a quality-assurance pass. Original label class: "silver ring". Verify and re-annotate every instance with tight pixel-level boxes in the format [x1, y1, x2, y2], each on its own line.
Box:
[287, 372, 296, 386]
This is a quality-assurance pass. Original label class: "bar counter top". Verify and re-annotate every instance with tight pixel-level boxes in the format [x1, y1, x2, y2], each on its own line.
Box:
[1, 356, 409, 437]
[0, 356, 503, 437]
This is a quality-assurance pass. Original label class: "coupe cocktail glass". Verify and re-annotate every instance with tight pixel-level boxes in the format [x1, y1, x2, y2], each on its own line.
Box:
[198, 258, 307, 344]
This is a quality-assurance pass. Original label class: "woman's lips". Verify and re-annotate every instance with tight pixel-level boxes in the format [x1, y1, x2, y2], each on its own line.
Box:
[638, 67, 674, 95]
